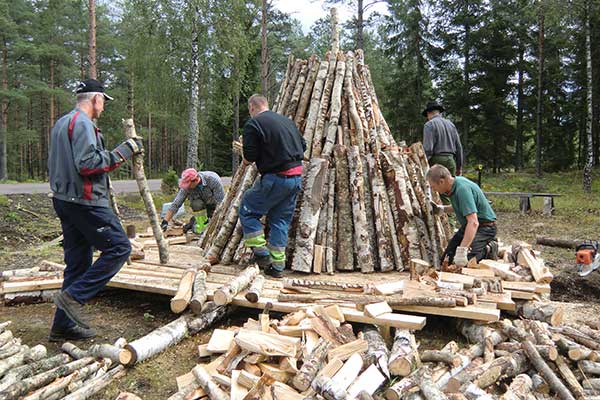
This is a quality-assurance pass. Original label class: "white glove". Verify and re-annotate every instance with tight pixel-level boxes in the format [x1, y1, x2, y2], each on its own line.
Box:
[454, 246, 469, 267]
[232, 140, 243, 157]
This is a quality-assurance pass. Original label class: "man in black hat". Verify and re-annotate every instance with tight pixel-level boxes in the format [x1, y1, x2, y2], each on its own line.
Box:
[47, 79, 142, 341]
[422, 101, 463, 177]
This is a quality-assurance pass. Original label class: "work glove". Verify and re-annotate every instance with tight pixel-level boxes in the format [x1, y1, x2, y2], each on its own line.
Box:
[126, 138, 144, 155]
[232, 140, 243, 157]
[161, 219, 169, 232]
[114, 138, 144, 161]
[454, 246, 469, 267]
[430, 201, 444, 216]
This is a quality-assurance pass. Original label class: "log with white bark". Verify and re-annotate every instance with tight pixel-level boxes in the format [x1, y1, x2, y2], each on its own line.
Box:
[273, 55, 294, 113]
[192, 364, 230, 400]
[582, 379, 600, 390]
[421, 350, 463, 368]
[285, 63, 308, 119]
[61, 342, 88, 360]
[514, 301, 563, 326]
[347, 146, 374, 272]
[418, 370, 449, 400]
[312, 375, 348, 400]
[277, 292, 456, 307]
[321, 54, 346, 158]
[291, 158, 329, 272]
[245, 274, 265, 303]
[579, 360, 600, 375]
[551, 326, 600, 351]
[554, 355, 586, 400]
[0, 340, 22, 360]
[190, 270, 208, 315]
[363, 326, 390, 378]
[61, 365, 126, 400]
[367, 154, 395, 271]
[334, 145, 355, 271]
[23, 360, 105, 400]
[0, 330, 13, 348]
[282, 278, 365, 292]
[123, 118, 168, 263]
[0, 354, 70, 393]
[120, 315, 189, 366]
[221, 220, 243, 264]
[170, 269, 196, 313]
[522, 340, 576, 400]
[278, 59, 303, 116]
[206, 165, 257, 263]
[214, 265, 259, 306]
[385, 372, 419, 400]
[344, 54, 365, 151]
[292, 338, 331, 392]
[188, 302, 229, 335]
[325, 168, 337, 274]
[389, 329, 420, 377]
[0, 344, 46, 378]
[294, 58, 320, 128]
[303, 58, 330, 157]
[311, 54, 337, 157]
[470, 350, 529, 390]
[0, 357, 94, 400]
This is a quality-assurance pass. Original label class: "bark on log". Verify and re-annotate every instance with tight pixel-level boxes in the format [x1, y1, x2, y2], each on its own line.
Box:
[120, 315, 188, 366]
[285, 63, 308, 118]
[367, 154, 395, 271]
[190, 270, 208, 315]
[312, 375, 348, 400]
[187, 302, 229, 335]
[213, 265, 259, 306]
[582, 378, 600, 390]
[292, 338, 331, 392]
[500, 374, 534, 400]
[192, 364, 230, 400]
[579, 360, 600, 375]
[279, 59, 303, 117]
[418, 370, 449, 400]
[304, 58, 330, 157]
[291, 158, 329, 272]
[389, 329, 420, 377]
[221, 220, 243, 264]
[0, 330, 13, 348]
[363, 326, 390, 378]
[344, 54, 365, 151]
[384, 373, 418, 400]
[277, 292, 456, 307]
[0, 354, 70, 393]
[321, 54, 346, 158]
[282, 278, 365, 292]
[61, 342, 88, 359]
[170, 269, 196, 313]
[325, 167, 337, 274]
[245, 275, 265, 303]
[62, 365, 125, 400]
[23, 360, 105, 400]
[123, 118, 168, 264]
[517, 249, 553, 284]
[311, 55, 337, 157]
[420, 350, 463, 368]
[515, 301, 563, 326]
[531, 373, 550, 394]
[471, 350, 529, 389]
[535, 237, 578, 249]
[334, 145, 354, 271]
[273, 55, 294, 113]
[551, 326, 600, 350]
[522, 340, 576, 400]
[0, 357, 94, 400]
[0, 344, 46, 378]
[294, 59, 320, 128]
[348, 146, 374, 272]
[554, 355, 586, 400]
[0, 341, 22, 360]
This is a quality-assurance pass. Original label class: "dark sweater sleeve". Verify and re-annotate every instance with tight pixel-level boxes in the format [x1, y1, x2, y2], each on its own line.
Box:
[242, 120, 260, 163]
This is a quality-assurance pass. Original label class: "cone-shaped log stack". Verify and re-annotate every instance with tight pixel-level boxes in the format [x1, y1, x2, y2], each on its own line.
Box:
[201, 49, 450, 273]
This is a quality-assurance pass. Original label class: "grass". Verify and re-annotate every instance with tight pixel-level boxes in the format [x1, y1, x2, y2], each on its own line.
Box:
[0, 195, 8, 207]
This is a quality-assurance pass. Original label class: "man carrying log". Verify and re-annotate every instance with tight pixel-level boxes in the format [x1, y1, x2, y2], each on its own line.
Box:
[422, 101, 463, 177]
[161, 168, 225, 234]
[426, 164, 498, 267]
[48, 79, 140, 341]
[236, 94, 306, 278]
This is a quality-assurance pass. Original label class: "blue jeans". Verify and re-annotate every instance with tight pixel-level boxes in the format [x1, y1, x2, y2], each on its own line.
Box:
[52, 198, 131, 331]
[239, 173, 301, 271]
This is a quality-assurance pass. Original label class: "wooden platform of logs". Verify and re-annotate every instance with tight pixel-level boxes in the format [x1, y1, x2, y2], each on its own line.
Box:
[198, 48, 453, 274]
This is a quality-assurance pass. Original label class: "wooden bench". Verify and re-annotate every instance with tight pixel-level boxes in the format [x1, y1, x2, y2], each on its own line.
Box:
[484, 192, 561, 216]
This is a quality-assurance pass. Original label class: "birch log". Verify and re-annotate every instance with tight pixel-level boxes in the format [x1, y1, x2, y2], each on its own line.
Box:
[522, 340, 576, 400]
[344, 53, 365, 151]
[363, 326, 390, 378]
[123, 118, 168, 264]
[221, 220, 243, 264]
[0, 344, 46, 377]
[325, 167, 337, 274]
[285, 62, 308, 118]
[22, 361, 105, 400]
[294, 58, 320, 129]
[292, 338, 331, 391]
[292, 158, 329, 272]
[120, 315, 189, 366]
[311, 54, 337, 157]
[334, 145, 354, 271]
[170, 269, 196, 313]
[214, 265, 259, 306]
[389, 329, 420, 376]
[321, 53, 346, 158]
[190, 270, 208, 315]
[0, 354, 70, 393]
[192, 365, 230, 400]
[304, 58, 330, 158]
[61, 365, 126, 400]
[348, 146, 374, 272]
[367, 154, 395, 271]
[245, 274, 265, 303]
[188, 302, 229, 335]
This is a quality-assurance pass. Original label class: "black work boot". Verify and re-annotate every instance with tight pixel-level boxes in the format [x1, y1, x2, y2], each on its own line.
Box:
[183, 216, 196, 234]
[54, 291, 90, 329]
[49, 325, 97, 342]
[264, 265, 283, 279]
[251, 254, 272, 269]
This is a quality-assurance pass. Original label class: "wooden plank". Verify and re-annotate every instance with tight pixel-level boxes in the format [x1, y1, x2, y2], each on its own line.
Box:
[207, 329, 236, 353]
[502, 281, 551, 294]
[372, 280, 406, 295]
[438, 272, 474, 287]
[328, 339, 368, 361]
[460, 268, 495, 278]
[198, 344, 212, 358]
[478, 292, 516, 311]
[347, 364, 386, 398]
[230, 370, 249, 400]
[1, 278, 63, 293]
[508, 290, 537, 300]
[392, 304, 500, 322]
[364, 302, 392, 319]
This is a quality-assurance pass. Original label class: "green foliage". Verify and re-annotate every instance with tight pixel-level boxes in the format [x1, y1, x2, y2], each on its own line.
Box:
[0, 196, 8, 207]
[161, 168, 180, 195]
[5, 212, 21, 223]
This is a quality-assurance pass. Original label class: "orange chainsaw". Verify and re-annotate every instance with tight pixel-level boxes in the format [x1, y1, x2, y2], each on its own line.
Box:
[576, 240, 600, 277]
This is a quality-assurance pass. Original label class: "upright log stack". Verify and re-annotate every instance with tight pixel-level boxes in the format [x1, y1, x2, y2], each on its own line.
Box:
[200, 48, 450, 273]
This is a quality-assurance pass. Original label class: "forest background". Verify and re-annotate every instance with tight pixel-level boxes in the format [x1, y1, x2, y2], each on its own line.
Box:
[0, 0, 599, 187]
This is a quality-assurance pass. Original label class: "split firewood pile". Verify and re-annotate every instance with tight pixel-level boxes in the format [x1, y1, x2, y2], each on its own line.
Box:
[199, 49, 452, 274]
[164, 305, 600, 400]
[0, 321, 126, 400]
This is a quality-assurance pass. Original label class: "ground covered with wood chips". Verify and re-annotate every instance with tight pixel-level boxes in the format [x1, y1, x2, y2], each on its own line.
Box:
[0, 171, 599, 399]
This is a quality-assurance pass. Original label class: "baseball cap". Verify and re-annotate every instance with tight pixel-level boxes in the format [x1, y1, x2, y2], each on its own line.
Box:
[75, 79, 114, 101]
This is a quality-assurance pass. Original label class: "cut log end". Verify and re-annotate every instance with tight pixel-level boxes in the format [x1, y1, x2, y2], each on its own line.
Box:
[245, 292, 259, 303]
[119, 347, 135, 366]
[170, 298, 189, 314]
[213, 290, 229, 306]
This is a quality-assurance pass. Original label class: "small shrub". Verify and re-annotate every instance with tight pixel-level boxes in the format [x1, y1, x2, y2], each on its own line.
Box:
[161, 168, 179, 195]
[0, 196, 8, 207]
[6, 212, 21, 223]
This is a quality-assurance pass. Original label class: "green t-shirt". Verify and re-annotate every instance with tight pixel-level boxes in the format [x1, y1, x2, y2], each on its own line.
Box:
[449, 176, 496, 227]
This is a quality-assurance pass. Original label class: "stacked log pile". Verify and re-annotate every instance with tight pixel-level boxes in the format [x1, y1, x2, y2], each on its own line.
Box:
[166, 306, 600, 400]
[199, 49, 451, 273]
[0, 321, 126, 400]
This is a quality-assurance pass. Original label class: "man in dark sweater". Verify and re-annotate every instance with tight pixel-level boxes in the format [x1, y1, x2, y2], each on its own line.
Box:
[238, 94, 306, 278]
[422, 101, 463, 176]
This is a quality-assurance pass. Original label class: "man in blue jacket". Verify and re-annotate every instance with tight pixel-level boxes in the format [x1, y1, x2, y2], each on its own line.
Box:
[47, 79, 142, 341]
[238, 94, 306, 278]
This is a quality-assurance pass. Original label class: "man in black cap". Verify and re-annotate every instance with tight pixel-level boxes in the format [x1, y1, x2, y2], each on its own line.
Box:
[422, 101, 463, 177]
[47, 79, 142, 341]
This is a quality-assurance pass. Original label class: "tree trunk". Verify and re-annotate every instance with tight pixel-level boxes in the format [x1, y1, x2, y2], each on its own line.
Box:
[331, 8, 339, 54]
[321, 54, 346, 158]
[260, 0, 268, 97]
[187, 5, 200, 169]
[583, 0, 594, 192]
[213, 265, 259, 306]
[120, 316, 189, 366]
[88, 0, 97, 79]
[303, 57, 329, 156]
[1, 41, 9, 180]
[292, 339, 331, 392]
[124, 119, 168, 263]
[334, 145, 354, 271]
[189, 270, 208, 314]
[245, 274, 265, 303]
[232, 65, 240, 175]
[23, 360, 105, 400]
[291, 158, 329, 272]
[470, 350, 529, 390]
[0, 354, 69, 393]
[535, 4, 544, 178]
[522, 340, 575, 400]
[170, 269, 196, 313]
[515, 301, 563, 326]
[187, 302, 229, 335]
[389, 329, 420, 377]
[348, 146, 374, 272]
[418, 370, 449, 400]
[356, 0, 364, 50]
[294, 57, 319, 129]
[311, 57, 337, 157]
[535, 236, 578, 249]
[363, 327, 390, 378]
[515, 47, 525, 170]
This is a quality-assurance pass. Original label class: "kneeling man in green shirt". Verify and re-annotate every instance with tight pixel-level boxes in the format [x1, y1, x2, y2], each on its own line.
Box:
[426, 164, 498, 267]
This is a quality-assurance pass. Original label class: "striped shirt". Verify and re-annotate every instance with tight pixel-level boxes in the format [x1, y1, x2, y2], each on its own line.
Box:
[168, 171, 225, 214]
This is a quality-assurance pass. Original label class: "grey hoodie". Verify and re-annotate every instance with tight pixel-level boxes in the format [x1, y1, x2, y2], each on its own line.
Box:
[48, 108, 133, 207]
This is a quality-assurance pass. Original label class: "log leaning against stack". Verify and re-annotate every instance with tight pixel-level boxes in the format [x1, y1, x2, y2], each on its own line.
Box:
[198, 49, 450, 273]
